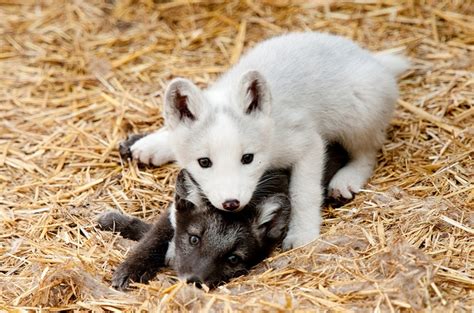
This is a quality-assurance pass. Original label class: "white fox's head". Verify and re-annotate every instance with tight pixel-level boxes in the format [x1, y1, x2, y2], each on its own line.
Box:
[164, 70, 274, 212]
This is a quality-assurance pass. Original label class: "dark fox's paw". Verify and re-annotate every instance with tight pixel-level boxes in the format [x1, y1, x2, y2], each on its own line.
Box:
[111, 261, 156, 291]
[119, 133, 148, 160]
[97, 211, 127, 232]
[97, 211, 151, 241]
[111, 262, 135, 290]
[111, 266, 130, 290]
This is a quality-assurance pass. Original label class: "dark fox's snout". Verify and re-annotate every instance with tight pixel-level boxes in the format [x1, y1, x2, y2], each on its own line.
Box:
[186, 276, 203, 288]
[222, 199, 240, 211]
[185, 275, 223, 289]
[181, 260, 225, 289]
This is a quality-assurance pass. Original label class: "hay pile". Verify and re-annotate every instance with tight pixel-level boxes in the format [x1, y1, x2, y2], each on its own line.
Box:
[0, 0, 472, 311]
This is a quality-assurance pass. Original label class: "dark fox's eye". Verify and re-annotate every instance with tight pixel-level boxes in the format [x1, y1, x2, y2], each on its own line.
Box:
[241, 154, 254, 165]
[227, 254, 241, 265]
[189, 235, 200, 246]
[198, 158, 212, 168]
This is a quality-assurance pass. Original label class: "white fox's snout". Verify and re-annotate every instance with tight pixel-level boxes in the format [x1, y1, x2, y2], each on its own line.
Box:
[205, 182, 255, 212]
[208, 191, 251, 212]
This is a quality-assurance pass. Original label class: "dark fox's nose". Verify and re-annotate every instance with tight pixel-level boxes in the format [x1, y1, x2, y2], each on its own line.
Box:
[187, 276, 203, 289]
[222, 199, 240, 211]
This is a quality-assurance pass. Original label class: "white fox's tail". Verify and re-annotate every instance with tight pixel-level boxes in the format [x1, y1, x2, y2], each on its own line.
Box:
[373, 52, 411, 77]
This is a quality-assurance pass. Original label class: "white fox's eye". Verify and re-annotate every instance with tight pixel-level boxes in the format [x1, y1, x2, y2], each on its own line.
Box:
[241, 154, 254, 165]
[198, 158, 212, 168]
[189, 235, 200, 246]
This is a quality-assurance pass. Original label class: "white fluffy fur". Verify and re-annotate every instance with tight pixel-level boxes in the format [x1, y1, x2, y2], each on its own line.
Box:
[130, 32, 410, 249]
[165, 237, 175, 266]
[130, 128, 174, 165]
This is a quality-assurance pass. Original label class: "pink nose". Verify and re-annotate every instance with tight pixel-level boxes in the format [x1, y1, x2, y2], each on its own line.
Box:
[222, 199, 240, 211]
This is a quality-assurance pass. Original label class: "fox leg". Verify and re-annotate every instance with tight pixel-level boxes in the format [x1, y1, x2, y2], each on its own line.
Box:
[328, 146, 378, 201]
[110, 212, 174, 290]
[282, 133, 325, 250]
[97, 211, 152, 241]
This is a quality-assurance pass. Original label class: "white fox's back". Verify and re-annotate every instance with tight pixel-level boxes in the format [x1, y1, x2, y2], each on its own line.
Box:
[206, 32, 409, 163]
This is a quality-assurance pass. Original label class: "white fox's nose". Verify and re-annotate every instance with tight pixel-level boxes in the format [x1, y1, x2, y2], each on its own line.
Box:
[222, 199, 240, 211]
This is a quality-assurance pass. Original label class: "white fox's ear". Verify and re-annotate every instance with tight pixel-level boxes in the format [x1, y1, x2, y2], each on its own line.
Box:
[164, 78, 204, 129]
[238, 70, 271, 116]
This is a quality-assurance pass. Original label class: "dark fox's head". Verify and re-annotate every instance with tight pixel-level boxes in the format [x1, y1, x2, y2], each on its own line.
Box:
[170, 169, 291, 288]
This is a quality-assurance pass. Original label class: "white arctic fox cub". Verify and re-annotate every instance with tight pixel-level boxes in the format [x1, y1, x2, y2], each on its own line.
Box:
[129, 32, 409, 249]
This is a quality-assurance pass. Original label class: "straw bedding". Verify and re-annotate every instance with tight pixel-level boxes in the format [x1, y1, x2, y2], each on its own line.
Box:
[0, 0, 472, 311]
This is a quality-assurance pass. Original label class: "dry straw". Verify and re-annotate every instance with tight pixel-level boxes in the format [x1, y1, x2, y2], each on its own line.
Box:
[0, 0, 472, 311]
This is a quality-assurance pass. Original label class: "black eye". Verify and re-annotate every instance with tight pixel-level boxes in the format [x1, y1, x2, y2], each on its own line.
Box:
[241, 154, 254, 165]
[198, 158, 212, 168]
[189, 235, 200, 246]
[227, 254, 241, 265]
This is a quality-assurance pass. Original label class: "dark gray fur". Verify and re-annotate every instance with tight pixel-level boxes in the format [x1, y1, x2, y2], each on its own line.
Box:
[99, 168, 291, 289]
[172, 169, 291, 288]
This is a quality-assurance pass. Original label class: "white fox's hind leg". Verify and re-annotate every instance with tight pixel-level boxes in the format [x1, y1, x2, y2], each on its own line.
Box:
[328, 90, 391, 201]
[328, 148, 377, 200]
[130, 129, 175, 166]
[282, 134, 325, 250]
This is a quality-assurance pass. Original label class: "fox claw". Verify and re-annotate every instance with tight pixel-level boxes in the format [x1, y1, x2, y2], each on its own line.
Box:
[119, 134, 148, 160]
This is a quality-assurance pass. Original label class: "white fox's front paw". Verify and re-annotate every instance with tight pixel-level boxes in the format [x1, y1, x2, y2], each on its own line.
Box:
[130, 137, 163, 166]
[129, 132, 174, 166]
[282, 226, 319, 250]
[328, 166, 366, 200]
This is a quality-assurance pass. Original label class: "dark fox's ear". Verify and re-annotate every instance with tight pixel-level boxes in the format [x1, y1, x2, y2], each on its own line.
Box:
[164, 78, 205, 129]
[175, 170, 190, 199]
[238, 70, 271, 116]
[254, 195, 290, 242]
[175, 198, 196, 212]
